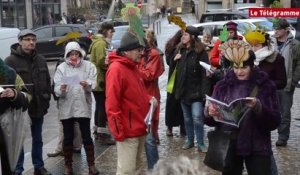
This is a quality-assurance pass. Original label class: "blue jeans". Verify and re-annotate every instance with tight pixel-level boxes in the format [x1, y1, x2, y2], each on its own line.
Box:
[271, 154, 278, 175]
[145, 132, 159, 169]
[15, 117, 44, 173]
[277, 88, 295, 141]
[181, 101, 204, 145]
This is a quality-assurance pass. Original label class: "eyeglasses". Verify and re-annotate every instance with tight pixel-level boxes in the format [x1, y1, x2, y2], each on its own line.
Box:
[22, 38, 37, 42]
[135, 47, 144, 52]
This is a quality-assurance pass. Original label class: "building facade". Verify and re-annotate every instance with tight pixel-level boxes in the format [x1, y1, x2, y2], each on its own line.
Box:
[0, 0, 93, 29]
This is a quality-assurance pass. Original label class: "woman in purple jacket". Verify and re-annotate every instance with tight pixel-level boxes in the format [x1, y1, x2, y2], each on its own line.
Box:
[205, 39, 281, 175]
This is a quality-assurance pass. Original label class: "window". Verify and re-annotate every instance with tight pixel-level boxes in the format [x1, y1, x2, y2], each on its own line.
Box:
[1, 0, 26, 28]
[202, 15, 213, 22]
[233, 14, 247, 20]
[55, 26, 72, 37]
[215, 14, 229, 21]
[35, 27, 53, 39]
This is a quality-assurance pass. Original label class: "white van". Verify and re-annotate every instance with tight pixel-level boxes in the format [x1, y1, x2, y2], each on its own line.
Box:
[0, 27, 20, 60]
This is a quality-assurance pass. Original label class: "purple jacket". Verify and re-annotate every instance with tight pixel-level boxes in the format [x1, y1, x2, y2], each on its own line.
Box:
[205, 67, 281, 156]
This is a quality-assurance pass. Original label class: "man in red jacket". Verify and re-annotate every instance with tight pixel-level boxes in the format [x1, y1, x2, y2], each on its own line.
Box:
[210, 21, 242, 68]
[106, 31, 157, 175]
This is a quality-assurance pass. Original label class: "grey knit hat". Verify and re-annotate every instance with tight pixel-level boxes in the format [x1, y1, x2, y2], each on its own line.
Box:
[117, 32, 143, 52]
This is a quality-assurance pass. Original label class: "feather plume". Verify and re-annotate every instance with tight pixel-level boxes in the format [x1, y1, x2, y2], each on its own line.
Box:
[121, 4, 145, 46]
[167, 15, 186, 31]
[56, 32, 81, 45]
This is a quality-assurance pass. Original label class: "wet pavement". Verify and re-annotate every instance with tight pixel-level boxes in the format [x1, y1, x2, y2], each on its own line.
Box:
[21, 14, 300, 175]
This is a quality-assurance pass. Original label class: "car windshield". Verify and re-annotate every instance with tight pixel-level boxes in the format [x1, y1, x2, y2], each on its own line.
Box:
[252, 21, 273, 31]
[236, 22, 256, 35]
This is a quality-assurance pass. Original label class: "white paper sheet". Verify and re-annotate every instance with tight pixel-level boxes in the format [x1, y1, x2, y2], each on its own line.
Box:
[0, 86, 4, 93]
[199, 61, 213, 73]
[61, 74, 81, 86]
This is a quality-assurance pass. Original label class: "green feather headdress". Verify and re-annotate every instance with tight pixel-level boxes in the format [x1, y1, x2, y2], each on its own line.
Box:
[121, 4, 145, 46]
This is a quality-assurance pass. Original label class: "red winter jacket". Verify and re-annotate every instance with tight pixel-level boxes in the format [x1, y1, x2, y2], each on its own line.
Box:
[137, 48, 164, 139]
[106, 51, 151, 141]
[210, 40, 222, 68]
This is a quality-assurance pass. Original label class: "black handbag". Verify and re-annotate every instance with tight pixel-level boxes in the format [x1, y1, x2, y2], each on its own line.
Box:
[203, 130, 236, 172]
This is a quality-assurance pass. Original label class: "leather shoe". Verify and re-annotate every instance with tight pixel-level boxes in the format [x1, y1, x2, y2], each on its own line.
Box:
[276, 140, 287, 147]
[182, 141, 194, 150]
[47, 150, 63, 157]
[34, 167, 52, 175]
[97, 133, 116, 145]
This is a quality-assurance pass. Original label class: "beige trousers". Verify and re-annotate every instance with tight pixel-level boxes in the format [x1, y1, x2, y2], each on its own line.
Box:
[116, 135, 146, 175]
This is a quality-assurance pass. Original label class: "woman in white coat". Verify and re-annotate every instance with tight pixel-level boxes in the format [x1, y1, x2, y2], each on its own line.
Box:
[53, 41, 99, 175]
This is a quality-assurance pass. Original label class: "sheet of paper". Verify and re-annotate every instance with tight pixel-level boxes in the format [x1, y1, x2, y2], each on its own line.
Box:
[61, 74, 81, 86]
[0, 86, 4, 93]
[199, 61, 213, 73]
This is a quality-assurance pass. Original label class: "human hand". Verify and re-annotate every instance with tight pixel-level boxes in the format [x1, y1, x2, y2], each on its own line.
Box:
[208, 103, 220, 117]
[245, 97, 260, 108]
[60, 84, 67, 92]
[80, 81, 88, 87]
[0, 88, 15, 98]
[150, 97, 158, 107]
[105, 55, 110, 65]
[174, 53, 182, 60]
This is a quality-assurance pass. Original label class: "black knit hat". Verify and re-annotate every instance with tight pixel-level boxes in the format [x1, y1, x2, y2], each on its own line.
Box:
[185, 26, 199, 37]
[274, 19, 290, 30]
[118, 32, 143, 52]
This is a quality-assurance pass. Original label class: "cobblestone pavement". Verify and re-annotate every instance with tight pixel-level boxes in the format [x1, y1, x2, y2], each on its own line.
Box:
[22, 14, 300, 175]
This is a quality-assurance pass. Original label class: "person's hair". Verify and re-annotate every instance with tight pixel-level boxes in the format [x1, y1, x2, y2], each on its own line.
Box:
[176, 31, 204, 54]
[145, 29, 157, 48]
[147, 156, 202, 175]
[165, 30, 182, 56]
[98, 22, 114, 37]
[203, 27, 213, 37]
[262, 32, 271, 48]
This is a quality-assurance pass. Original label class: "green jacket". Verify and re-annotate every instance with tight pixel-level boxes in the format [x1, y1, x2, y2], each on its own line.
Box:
[89, 34, 109, 92]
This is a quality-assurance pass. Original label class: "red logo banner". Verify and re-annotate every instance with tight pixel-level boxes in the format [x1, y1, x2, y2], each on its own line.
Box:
[249, 8, 300, 18]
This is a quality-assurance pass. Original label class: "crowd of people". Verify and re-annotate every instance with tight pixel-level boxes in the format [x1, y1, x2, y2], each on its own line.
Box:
[0, 13, 300, 175]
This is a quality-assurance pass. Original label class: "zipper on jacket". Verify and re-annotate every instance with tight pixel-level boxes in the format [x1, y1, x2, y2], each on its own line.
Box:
[129, 111, 132, 128]
[113, 117, 119, 134]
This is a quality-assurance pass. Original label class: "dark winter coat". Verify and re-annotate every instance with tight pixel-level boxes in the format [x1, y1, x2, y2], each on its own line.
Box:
[205, 67, 281, 156]
[165, 48, 184, 127]
[5, 44, 51, 118]
[175, 46, 211, 103]
[254, 45, 287, 90]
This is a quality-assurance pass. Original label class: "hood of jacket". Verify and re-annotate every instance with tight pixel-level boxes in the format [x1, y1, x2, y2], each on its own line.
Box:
[64, 41, 86, 61]
[254, 44, 277, 65]
[10, 43, 37, 60]
[109, 51, 139, 68]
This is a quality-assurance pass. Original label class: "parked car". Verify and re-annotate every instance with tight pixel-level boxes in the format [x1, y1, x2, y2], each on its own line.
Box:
[0, 27, 20, 60]
[199, 11, 248, 23]
[111, 25, 129, 49]
[33, 24, 92, 59]
[87, 19, 129, 35]
[234, 18, 296, 37]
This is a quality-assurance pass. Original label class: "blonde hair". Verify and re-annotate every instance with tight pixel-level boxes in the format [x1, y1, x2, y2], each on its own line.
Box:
[145, 29, 157, 48]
